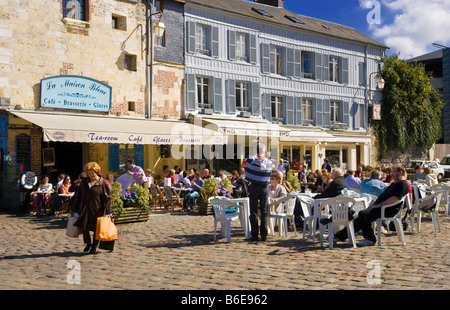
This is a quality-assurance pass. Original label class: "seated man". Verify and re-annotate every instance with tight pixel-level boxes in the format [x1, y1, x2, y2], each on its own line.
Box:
[183, 172, 204, 211]
[314, 168, 346, 199]
[345, 169, 361, 190]
[333, 165, 409, 247]
[359, 168, 389, 197]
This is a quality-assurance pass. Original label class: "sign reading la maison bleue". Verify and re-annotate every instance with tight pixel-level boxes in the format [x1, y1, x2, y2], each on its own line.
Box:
[40, 75, 112, 112]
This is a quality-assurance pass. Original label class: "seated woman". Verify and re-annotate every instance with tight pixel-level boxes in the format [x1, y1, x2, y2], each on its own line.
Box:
[183, 172, 204, 212]
[50, 175, 73, 215]
[315, 172, 332, 194]
[268, 171, 287, 214]
[31, 176, 53, 215]
[230, 170, 247, 198]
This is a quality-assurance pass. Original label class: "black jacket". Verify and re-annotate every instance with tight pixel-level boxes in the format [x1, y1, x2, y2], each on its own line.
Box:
[314, 176, 346, 199]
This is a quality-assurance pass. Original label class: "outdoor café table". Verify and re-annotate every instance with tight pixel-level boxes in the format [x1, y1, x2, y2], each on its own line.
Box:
[31, 190, 53, 215]
[228, 197, 251, 240]
[304, 194, 369, 242]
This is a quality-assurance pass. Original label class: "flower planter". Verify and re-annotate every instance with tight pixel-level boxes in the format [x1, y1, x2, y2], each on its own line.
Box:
[112, 205, 150, 224]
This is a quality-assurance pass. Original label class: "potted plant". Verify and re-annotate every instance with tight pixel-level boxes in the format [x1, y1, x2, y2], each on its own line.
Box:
[198, 178, 233, 215]
[111, 182, 150, 223]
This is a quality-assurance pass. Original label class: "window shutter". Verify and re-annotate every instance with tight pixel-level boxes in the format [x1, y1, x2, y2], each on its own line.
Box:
[134, 144, 144, 169]
[187, 21, 196, 54]
[227, 79, 236, 114]
[358, 62, 366, 86]
[315, 99, 323, 127]
[294, 49, 301, 78]
[285, 96, 295, 125]
[295, 97, 302, 125]
[249, 34, 257, 64]
[211, 26, 219, 57]
[322, 54, 330, 81]
[340, 57, 349, 84]
[228, 30, 236, 61]
[354, 102, 360, 130]
[286, 48, 295, 77]
[213, 77, 223, 113]
[263, 94, 272, 122]
[323, 99, 330, 127]
[108, 144, 120, 172]
[186, 73, 196, 111]
[342, 101, 350, 127]
[251, 82, 260, 115]
[261, 43, 270, 73]
[315, 53, 322, 81]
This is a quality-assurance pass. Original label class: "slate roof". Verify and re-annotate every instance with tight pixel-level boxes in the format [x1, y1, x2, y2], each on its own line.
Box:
[185, 0, 387, 49]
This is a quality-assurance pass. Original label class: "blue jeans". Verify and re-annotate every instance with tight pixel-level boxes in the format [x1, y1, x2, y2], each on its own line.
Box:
[183, 191, 200, 211]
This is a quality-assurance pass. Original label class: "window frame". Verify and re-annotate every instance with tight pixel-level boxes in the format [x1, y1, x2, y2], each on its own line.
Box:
[330, 100, 341, 123]
[235, 81, 249, 112]
[302, 51, 313, 79]
[269, 45, 283, 75]
[196, 76, 211, 109]
[271, 95, 284, 122]
[329, 56, 340, 83]
[62, 0, 88, 21]
[302, 98, 314, 122]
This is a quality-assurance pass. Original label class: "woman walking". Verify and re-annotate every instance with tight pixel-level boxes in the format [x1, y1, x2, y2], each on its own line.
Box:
[71, 162, 112, 254]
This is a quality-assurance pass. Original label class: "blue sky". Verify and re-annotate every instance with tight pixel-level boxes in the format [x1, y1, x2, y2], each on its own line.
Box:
[251, 0, 450, 59]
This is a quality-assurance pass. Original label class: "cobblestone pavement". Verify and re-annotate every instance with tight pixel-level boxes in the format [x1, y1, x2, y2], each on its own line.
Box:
[0, 208, 449, 292]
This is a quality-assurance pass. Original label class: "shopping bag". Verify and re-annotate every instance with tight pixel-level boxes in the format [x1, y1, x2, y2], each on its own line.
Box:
[95, 216, 118, 241]
[66, 213, 80, 238]
[99, 240, 115, 252]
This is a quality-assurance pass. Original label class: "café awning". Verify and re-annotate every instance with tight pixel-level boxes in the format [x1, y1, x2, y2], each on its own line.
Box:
[10, 111, 225, 145]
[191, 114, 290, 137]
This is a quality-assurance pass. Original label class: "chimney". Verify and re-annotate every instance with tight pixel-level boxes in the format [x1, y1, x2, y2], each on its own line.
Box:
[253, 0, 284, 8]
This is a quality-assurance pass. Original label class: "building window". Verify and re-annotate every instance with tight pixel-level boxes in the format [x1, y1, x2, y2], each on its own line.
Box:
[330, 100, 341, 123]
[112, 14, 126, 30]
[196, 77, 210, 108]
[62, 0, 87, 21]
[302, 52, 313, 79]
[128, 101, 135, 112]
[195, 24, 211, 56]
[329, 56, 340, 83]
[235, 33, 248, 62]
[270, 45, 283, 75]
[271, 96, 283, 122]
[124, 54, 137, 71]
[302, 98, 313, 122]
[154, 32, 166, 47]
[236, 82, 249, 112]
[155, 0, 163, 12]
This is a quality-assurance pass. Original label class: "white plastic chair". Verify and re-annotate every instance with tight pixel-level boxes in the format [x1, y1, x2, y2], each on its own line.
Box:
[410, 192, 442, 234]
[376, 195, 408, 246]
[318, 197, 356, 249]
[430, 183, 449, 215]
[212, 199, 240, 242]
[268, 195, 297, 238]
[298, 196, 315, 240]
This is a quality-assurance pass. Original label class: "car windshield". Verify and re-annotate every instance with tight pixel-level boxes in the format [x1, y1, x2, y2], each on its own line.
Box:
[441, 157, 450, 165]
[404, 162, 422, 169]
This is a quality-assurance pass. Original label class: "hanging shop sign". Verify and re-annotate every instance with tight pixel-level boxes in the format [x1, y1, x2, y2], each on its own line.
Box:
[40, 75, 112, 112]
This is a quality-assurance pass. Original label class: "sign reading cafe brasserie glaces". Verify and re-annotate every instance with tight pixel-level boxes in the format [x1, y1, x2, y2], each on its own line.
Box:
[40, 75, 112, 112]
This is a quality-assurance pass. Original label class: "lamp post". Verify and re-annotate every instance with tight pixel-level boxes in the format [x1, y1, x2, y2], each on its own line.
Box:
[145, 0, 165, 119]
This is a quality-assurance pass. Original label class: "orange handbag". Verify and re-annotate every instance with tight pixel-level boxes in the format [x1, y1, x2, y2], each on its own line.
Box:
[95, 216, 118, 241]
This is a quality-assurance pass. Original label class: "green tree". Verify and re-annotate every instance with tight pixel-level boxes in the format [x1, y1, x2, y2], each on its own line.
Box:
[373, 54, 444, 159]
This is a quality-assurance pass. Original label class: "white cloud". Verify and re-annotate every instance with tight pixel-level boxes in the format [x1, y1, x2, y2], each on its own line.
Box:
[366, 0, 450, 59]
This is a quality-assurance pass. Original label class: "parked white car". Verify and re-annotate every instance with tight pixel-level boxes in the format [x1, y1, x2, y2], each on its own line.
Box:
[404, 160, 445, 179]
[440, 155, 450, 178]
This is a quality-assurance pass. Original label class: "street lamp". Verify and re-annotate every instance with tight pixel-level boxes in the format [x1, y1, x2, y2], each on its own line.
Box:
[145, 0, 166, 119]
[377, 77, 385, 90]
